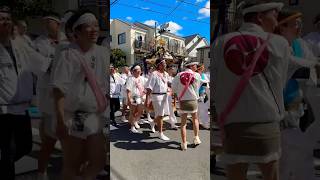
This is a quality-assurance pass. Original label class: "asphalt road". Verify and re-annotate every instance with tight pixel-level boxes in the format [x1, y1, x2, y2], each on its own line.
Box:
[110, 116, 210, 180]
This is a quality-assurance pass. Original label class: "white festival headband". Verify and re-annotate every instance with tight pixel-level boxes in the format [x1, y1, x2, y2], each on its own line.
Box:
[242, 2, 284, 15]
[72, 13, 97, 31]
[133, 65, 141, 70]
[62, 12, 74, 23]
[43, 16, 61, 23]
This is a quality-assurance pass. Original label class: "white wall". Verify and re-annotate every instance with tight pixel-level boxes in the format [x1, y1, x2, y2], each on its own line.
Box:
[110, 20, 132, 64]
[185, 35, 199, 50]
[197, 47, 210, 69]
[188, 39, 208, 58]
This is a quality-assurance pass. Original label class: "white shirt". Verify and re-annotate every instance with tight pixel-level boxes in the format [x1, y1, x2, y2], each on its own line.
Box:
[110, 73, 124, 98]
[126, 75, 146, 98]
[34, 34, 64, 113]
[172, 69, 202, 101]
[50, 43, 107, 113]
[303, 32, 320, 57]
[0, 37, 49, 114]
[145, 71, 170, 94]
[120, 72, 130, 98]
[213, 23, 291, 125]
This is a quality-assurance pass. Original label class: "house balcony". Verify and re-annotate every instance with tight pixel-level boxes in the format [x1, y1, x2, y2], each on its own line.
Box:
[133, 40, 152, 53]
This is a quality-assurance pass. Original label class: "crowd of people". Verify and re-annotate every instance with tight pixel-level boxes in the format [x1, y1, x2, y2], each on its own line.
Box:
[213, 0, 320, 179]
[0, 3, 212, 180]
[0, 6, 108, 180]
[110, 59, 211, 150]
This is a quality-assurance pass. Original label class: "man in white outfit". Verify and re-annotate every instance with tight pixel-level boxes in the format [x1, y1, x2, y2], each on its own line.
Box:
[145, 58, 171, 141]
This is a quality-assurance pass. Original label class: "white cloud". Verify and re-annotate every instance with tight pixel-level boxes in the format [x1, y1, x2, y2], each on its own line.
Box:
[166, 21, 183, 35]
[196, 0, 205, 3]
[126, 16, 133, 21]
[144, 20, 158, 26]
[198, 1, 210, 19]
[110, 19, 113, 24]
[141, 7, 150, 10]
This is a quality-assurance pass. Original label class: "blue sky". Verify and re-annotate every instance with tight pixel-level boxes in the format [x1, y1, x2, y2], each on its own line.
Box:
[110, 0, 210, 41]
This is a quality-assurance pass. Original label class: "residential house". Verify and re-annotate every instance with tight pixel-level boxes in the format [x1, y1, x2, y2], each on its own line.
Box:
[110, 19, 187, 65]
[184, 34, 208, 61]
[197, 46, 210, 69]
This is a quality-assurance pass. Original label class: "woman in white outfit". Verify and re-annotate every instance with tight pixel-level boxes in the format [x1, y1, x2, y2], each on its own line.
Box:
[51, 10, 106, 180]
[126, 65, 146, 133]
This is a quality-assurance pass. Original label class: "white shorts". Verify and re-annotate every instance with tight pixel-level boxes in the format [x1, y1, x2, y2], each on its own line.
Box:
[40, 113, 57, 139]
[65, 112, 104, 139]
[151, 94, 170, 117]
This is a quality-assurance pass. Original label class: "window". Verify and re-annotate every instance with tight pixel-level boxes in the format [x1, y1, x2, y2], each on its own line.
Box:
[208, 51, 210, 58]
[118, 33, 126, 44]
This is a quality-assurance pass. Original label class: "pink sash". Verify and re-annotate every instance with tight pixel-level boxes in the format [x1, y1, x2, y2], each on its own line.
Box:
[134, 77, 145, 96]
[70, 50, 107, 113]
[218, 34, 271, 141]
[178, 72, 194, 101]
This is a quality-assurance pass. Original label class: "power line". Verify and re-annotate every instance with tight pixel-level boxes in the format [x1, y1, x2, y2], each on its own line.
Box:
[111, 0, 120, 6]
[176, 0, 210, 10]
[114, 2, 209, 25]
[167, 1, 183, 16]
[137, 0, 205, 16]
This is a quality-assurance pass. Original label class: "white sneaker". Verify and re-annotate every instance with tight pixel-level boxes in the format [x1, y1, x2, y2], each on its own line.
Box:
[150, 121, 156, 133]
[180, 142, 188, 151]
[121, 116, 128, 122]
[130, 126, 139, 133]
[159, 133, 170, 141]
[147, 114, 153, 122]
[134, 122, 140, 129]
[194, 136, 202, 146]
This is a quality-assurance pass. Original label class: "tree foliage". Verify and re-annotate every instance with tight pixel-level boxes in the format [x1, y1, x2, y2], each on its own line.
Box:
[111, 48, 127, 68]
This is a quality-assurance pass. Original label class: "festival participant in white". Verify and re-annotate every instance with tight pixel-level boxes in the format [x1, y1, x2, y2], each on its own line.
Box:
[33, 12, 68, 179]
[145, 59, 171, 141]
[110, 64, 125, 126]
[196, 64, 210, 129]
[167, 65, 179, 129]
[0, 6, 50, 180]
[51, 10, 107, 180]
[213, 1, 290, 179]
[126, 65, 147, 133]
[120, 65, 131, 122]
[303, 13, 320, 57]
[275, 10, 320, 180]
[172, 61, 204, 150]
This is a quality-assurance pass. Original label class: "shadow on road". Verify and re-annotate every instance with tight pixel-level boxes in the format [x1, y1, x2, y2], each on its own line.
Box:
[110, 123, 182, 151]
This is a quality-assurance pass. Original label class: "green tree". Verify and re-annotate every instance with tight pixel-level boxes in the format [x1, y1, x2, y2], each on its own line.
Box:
[111, 48, 127, 68]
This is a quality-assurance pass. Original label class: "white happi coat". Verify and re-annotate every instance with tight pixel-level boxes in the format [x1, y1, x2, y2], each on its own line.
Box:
[303, 31, 320, 57]
[0, 37, 49, 114]
[50, 43, 107, 114]
[34, 34, 65, 114]
[145, 71, 170, 117]
[213, 23, 291, 125]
